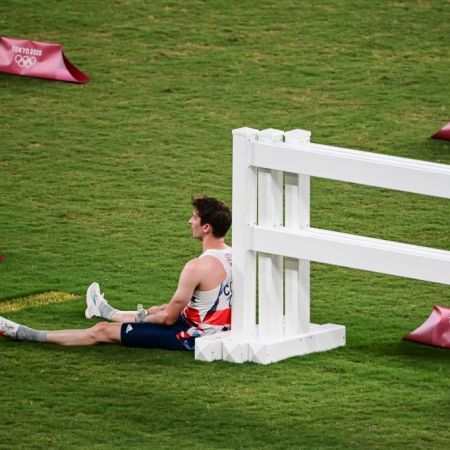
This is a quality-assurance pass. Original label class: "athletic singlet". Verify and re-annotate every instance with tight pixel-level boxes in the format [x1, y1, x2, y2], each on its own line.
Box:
[177, 247, 232, 350]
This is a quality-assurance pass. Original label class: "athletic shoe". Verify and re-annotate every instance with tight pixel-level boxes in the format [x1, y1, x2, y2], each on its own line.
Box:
[85, 282, 108, 319]
[0, 316, 20, 339]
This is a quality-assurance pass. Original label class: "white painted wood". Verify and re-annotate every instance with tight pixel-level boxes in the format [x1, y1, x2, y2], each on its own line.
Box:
[219, 328, 258, 363]
[252, 141, 450, 199]
[257, 128, 284, 144]
[283, 129, 312, 336]
[258, 252, 284, 337]
[231, 128, 259, 336]
[257, 129, 284, 339]
[195, 331, 231, 362]
[284, 129, 311, 144]
[251, 225, 450, 285]
[222, 339, 249, 363]
[248, 323, 345, 364]
[285, 257, 310, 335]
[285, 172, 310, 228]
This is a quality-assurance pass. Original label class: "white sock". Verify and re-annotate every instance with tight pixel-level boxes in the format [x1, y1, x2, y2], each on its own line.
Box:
[98, 302, 119, 320]
[16, 325, 47, 343]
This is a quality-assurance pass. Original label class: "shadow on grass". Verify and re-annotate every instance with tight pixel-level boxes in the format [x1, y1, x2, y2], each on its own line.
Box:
[351, 339, 450, 364]
[410, 135, 450, 161]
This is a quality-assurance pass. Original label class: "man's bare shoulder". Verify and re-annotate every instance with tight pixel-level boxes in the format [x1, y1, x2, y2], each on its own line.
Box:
[182, 256, 225, 291]
[183, 256, 225, 281]
[184, 256, 221, 271]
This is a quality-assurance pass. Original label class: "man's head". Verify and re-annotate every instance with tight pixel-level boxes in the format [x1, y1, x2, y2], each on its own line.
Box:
[189, 196, 231, 239]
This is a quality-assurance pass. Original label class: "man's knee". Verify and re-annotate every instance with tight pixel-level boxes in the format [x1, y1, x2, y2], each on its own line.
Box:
[90, 322, 120, 343]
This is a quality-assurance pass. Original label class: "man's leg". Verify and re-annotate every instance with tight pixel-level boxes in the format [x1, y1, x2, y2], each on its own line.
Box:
[46, 322, 122, 346]
[1, 316, 122, 346]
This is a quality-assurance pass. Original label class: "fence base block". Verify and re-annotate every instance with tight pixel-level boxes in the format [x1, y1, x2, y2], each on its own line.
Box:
[195, 330, 231, 362]
[248, 323, 346, 364]
[195, 331, 258, 363]
[221, 335, 255, 363]
[195, 324, 345, 364]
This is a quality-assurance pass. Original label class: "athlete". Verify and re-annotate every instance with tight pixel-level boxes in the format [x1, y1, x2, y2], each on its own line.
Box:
[0, 196, 232, 351]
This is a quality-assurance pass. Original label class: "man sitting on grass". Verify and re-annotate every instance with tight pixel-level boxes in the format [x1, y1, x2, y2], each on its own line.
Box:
[0, 196, 232, 351]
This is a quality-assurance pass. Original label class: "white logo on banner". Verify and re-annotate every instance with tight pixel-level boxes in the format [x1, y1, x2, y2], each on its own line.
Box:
[11, 45, 42, 70]
[12, 45, 42, 56]
[14, 54, 37, 69]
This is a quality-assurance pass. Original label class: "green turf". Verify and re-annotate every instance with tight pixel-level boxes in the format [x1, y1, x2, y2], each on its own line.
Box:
[0, 0, 449, 448]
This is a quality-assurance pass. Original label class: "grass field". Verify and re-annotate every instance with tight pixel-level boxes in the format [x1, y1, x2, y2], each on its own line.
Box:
[1, 0, 449, 448]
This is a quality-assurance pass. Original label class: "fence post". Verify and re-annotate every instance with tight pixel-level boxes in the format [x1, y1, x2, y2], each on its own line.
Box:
[257, 129, 284, 339]
[284, 129, 312, 336]
[231, 127, 259, 336]
[221, 127, 259, 363]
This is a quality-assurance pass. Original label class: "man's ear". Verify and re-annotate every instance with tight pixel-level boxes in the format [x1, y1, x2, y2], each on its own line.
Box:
[203, 223, 212, 234]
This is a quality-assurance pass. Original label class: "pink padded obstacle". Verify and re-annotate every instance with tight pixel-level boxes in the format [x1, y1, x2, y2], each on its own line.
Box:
[432, 122, 450, 141]
[403, 305, 450, 349]
[0, 36, 89, 83]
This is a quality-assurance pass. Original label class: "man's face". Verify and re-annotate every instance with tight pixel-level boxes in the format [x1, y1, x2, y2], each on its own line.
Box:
[189, 210, 204, 240]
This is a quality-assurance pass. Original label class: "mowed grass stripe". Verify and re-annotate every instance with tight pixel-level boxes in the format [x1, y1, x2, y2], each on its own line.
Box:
[0, 292, 80, 313]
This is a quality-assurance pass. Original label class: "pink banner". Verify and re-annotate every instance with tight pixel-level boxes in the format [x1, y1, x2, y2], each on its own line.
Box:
[0, 36, 89, 83]
[432, 122, 450, 141]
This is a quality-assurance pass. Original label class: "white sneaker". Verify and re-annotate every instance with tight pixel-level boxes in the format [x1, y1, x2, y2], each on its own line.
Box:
[0, 316, 20, 339]
[85, 282, 107, 319]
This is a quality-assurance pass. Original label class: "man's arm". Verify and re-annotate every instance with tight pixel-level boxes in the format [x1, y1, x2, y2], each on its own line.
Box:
[145, 260, 201, 326]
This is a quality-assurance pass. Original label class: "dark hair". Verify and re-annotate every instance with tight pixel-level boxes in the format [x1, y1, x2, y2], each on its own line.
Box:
[192, 196, 232, 238]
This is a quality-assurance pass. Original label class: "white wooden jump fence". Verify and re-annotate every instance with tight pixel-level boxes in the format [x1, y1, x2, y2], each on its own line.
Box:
[195, 127, 450, 364]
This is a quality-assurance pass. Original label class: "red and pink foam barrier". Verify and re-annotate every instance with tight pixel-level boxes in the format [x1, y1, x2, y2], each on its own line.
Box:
[0, 36, 89, 83]
[432, 122, 450, 141]
[404, 305, 450, 349]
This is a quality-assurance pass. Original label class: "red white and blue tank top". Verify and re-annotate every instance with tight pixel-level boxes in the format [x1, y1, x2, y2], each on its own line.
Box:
[177, 247, 232, 349]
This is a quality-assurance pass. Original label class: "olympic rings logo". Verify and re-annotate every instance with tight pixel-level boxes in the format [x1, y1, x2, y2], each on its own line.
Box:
[14, 54, 37, 69]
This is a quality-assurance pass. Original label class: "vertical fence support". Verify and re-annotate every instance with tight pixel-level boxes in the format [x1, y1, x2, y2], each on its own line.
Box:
[256, 129, 284, 340]
[222, 127, 259, 363]
[284, 130, 311, 336]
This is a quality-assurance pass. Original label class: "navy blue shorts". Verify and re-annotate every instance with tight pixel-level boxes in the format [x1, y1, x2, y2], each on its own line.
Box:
[120, 317, 192, 351]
